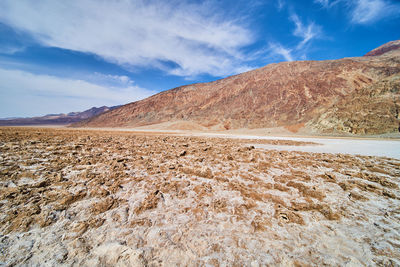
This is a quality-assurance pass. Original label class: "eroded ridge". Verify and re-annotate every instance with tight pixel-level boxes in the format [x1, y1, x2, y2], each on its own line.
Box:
[0, 127, 399, 266]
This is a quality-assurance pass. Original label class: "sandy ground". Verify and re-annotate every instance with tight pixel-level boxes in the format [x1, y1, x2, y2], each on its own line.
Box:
[0, 127, 400, 266]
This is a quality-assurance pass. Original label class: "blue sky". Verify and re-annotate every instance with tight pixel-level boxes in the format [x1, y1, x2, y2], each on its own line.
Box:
[0, 0, 399, 117]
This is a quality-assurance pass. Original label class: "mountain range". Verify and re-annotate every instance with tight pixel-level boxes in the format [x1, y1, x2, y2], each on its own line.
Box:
[74, 40, 400, 135]
[3, 41, 399, 135]
[0, 106, 119, 126]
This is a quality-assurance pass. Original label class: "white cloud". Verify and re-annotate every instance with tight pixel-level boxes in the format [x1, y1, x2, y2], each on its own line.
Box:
[0, 68, 155, 117]
[314, 0, 330, 7]
[1, 45, 26, 55]
[0, 0, 254, 78]
[88, 73, 135, 87]
[268, 43, 294, 62]
[277, 0, 285, 11]
[314, 0, 341, 8]
[350, 0, 400, 24]
[290, 14, 322, 49]
[314, 0, 400, 24]
[267, 14, 322, 62]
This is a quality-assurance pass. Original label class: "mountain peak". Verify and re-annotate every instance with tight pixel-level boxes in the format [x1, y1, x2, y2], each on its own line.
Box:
[364, 40, 400, 57]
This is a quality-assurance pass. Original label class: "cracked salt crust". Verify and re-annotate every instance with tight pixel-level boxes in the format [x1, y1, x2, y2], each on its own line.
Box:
[0, 127, 399, 266]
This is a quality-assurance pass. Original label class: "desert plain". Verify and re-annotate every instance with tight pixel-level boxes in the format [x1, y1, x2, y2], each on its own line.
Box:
[0, 127, 399, 266]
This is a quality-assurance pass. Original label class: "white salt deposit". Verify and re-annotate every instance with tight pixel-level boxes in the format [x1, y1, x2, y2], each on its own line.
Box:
[197, 133, 400, 159]
[253, 137, 400, 159]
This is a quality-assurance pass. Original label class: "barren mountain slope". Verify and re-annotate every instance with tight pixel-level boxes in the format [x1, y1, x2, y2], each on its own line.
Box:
[77, 41, 400, 134]
[309, 74, 400, 134]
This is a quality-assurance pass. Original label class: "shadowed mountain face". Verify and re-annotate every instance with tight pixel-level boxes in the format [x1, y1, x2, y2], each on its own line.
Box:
[0, 106, 120, 126]
[76, 40, 400, 135]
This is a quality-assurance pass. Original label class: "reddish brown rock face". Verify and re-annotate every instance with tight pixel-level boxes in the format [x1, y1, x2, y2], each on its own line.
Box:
[76, 40, 400, 135]
[309, 76, 400, 134]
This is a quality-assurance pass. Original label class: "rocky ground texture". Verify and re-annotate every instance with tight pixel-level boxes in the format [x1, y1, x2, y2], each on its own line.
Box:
[0, 127, 399, 266]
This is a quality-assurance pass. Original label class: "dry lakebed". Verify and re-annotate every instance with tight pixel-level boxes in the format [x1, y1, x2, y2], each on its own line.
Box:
[0, 127, 399, 266]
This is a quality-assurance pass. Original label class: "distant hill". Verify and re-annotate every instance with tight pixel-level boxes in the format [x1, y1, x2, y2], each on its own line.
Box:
[74, 40, 400, 135]
[0, 106, 120, 126]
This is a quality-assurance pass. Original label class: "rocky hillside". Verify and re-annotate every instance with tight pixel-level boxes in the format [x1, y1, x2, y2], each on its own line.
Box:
[77, 41, 400, 135]
[309, 75, 400, 135]
[0, 106, 119, 126]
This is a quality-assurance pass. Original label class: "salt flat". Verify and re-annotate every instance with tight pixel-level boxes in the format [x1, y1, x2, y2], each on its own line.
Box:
[206, 135, 400, 159]
[1, 127, 399, 266]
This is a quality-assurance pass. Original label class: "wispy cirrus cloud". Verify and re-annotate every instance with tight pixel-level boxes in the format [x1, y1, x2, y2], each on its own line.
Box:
[350, 0, 400, 24]
[0, 45, 25, 55]
[268, 43, 294, 62]
[314, 0, 342, 8]
[290, 14, 323, 49]
[0, 0, 254, 78]
[314, 0, 400, 24]
[0, 68, 156, 117]
[269, 13, 322, 62]
[277, 0, 286, 11]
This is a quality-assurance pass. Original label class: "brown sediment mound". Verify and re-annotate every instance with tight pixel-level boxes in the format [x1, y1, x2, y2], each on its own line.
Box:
[0, 127, 399, 266]
[285, 123, 305, 133]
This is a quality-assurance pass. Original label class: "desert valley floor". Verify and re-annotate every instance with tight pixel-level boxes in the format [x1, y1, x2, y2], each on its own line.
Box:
[0, 127, 399, 266]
